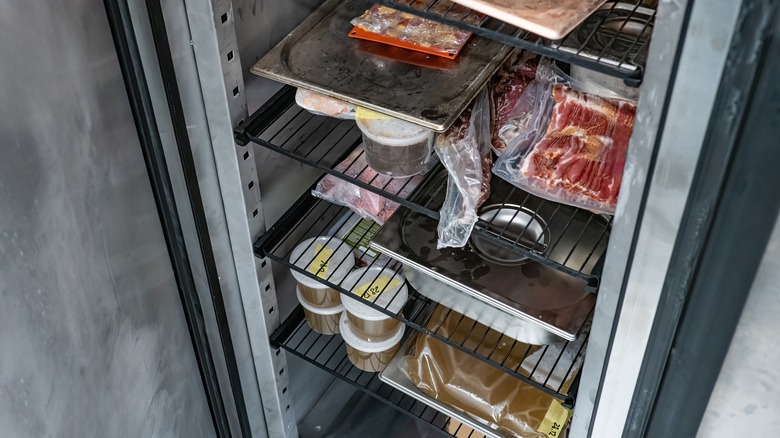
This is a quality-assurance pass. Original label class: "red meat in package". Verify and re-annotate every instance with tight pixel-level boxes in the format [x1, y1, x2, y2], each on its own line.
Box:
[313, 146, 425, 224]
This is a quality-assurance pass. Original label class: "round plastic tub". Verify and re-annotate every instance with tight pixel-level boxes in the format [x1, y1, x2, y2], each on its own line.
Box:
[297, 287, 344, 335]
[355, 112, 434, 177]
[341, 266, 408, 341]
[340, 312, 404, 372]
[289, 236, 355, 307]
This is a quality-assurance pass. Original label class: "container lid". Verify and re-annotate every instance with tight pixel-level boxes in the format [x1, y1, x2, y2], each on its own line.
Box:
[355, 108, 433, 147]
[289, 237, 355, 288]
[340, 312, 405, 352]
[341, 266, 409, 320]
[296, 287, 345, 315]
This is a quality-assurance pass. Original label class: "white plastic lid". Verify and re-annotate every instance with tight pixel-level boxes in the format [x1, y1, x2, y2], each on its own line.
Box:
[296, 287, 345, 315]
[340, 312, 405, 353]
[289, 237, 355, 289]
[355, 108, 433, 147]
[340, 266, 409, 320]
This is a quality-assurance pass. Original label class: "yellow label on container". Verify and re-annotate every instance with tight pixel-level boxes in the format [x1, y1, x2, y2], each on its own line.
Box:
[307, 244, 333, 279]
[355, 106, 393, 120]
[537, 400, 571, 438]
[354, 275, 402, 302]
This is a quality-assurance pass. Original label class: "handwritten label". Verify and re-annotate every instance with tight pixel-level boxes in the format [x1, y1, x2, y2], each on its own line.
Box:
[344, 219, 381, 260]
[307, 244, 333, 279]
[537, 400, 571, 438]
[354, 275, 402, 303]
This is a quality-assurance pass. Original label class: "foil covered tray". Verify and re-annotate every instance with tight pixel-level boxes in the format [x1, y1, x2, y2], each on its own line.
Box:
[250, 0, 512, 132]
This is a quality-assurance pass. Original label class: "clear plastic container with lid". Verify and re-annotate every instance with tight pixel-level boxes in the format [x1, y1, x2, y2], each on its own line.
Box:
[289, 236, 355, 307]
[296, 288, 343, 335]
[295, 288, 344, 335]
[355, 108, 435, 177]
[341, 266, 408, 341]
[340, 312, 405, 372]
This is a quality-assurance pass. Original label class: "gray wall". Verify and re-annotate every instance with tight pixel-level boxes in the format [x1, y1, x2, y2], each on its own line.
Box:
[697, 215, 780, 437]
[0, 1, 214, 437]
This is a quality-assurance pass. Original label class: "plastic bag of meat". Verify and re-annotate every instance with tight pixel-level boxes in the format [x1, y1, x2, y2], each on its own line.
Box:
[434, 89, 491, 249]
[295, 88, 356, 120]
[490, 53, 542, 155]
[312, 145, 426, 224]
[492, 75, 637, 214]
[350, 2, 484, 56]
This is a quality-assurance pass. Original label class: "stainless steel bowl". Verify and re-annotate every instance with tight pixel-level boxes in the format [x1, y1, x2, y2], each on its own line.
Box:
[471, 205, 550, 266]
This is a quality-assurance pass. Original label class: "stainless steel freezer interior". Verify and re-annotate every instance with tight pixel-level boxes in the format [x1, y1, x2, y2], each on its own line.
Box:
[2, 0, 778, 437]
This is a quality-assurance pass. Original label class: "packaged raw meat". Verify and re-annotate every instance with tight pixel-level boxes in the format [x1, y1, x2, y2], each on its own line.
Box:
[493, 82, 637, 214]
[490, 53, 541, 155]
[350, 2, 484, 57]
[312, 145, 426, 224]
[295, 88, 356, 119]
[434, 89, 491, 249]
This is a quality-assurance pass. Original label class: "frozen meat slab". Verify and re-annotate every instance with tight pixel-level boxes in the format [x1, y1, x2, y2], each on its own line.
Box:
[250, 0, 512, 132]
[446, 0, 607, 40]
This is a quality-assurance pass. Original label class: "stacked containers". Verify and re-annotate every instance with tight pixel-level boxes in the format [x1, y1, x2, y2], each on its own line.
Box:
[290, 236, 355, 334]
[340, 266, 409, 371]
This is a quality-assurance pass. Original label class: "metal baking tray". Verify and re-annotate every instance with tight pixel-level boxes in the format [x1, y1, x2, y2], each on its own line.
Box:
[371, 174, 598, 342]
[250, 0, 513, 132]
[379, 334, 509, 438]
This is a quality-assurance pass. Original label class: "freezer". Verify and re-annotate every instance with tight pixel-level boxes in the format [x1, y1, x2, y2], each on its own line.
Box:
[2, 0, 779, 437]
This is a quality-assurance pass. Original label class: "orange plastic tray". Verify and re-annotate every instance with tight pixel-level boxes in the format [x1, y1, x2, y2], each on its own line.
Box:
[349, 25, 468, 60]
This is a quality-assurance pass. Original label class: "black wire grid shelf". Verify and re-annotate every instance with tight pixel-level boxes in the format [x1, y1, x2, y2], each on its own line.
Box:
[270, 306, 455, 436]
[370, 0, 656, 87]
[236, 86, 612, 288]
[256, 191, 588, 406]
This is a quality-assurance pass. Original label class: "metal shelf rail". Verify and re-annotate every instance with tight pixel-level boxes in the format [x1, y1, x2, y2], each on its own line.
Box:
[369, 0, 656, 87]
[256, 190, 588, 406]
[237, 87, 611, 288]
[270, 306, 454, 436]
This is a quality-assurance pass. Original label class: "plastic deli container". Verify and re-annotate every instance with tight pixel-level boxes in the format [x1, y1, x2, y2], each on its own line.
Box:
[297, 287, 343, 335]
[341, 267, 408, 341]
[289, 236, 355, 307]
[340, 312, 405, 372]
[355, 109, 434, 177]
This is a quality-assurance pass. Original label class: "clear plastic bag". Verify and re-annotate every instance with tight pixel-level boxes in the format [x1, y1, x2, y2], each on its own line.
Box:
[492, 61, 637, 214]
[434, 89, 491, 249]
[351, 2, 482, 55]
[490, 53, 540, 155]
[312, 145, 425, 224]
[402, 305, 573, 438]
[295, 88, 356, 120]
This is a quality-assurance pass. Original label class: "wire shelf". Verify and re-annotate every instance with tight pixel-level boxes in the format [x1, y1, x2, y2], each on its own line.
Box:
[257, 190, 589, 405]
[369, 0, 656, 86]
[414, 169, 611, 289]
[235, 86, 441, 218]
[237, 86, 611, 288]
[270, 306, 453, 436]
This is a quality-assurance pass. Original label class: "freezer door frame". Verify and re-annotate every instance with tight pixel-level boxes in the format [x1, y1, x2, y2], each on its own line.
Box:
[573, 0, 751, 435]
[626, 2, 780, 436]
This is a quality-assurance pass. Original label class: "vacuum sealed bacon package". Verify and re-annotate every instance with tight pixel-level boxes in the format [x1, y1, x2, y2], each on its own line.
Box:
[312, 145, 426, 224]
[434, 89, 491, 249]
[492, 62, 637, 215]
